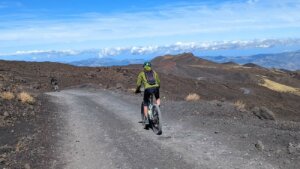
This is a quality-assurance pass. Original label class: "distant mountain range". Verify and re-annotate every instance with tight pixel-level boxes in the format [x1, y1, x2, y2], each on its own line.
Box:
[202, 50, 300, 70]
[1, 49, 299, 70]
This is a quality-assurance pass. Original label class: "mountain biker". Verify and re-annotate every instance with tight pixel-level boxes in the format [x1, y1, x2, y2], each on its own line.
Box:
[50, 77, 59, 91]
[135, 61, 160, 127]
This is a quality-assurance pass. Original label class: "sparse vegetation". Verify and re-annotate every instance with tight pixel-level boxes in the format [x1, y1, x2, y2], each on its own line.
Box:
[259, 78, 300, 96]
[252, 106, 276, 120]
[185, 93, 200, 101]
[1, 92, 15, 100]
[128, 88, 136, 92]
[17, 92, 35, 104]
[234, 100, 246, 111]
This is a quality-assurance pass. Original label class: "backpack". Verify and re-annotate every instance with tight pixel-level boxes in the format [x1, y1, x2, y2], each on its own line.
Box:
[144, 70, 156, 85]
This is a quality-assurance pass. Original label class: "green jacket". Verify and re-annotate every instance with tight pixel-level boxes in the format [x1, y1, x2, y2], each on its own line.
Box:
[137, 70, 160, 89]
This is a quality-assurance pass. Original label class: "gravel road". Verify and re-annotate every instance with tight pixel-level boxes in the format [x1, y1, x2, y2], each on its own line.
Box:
[46, 89, 280, 169]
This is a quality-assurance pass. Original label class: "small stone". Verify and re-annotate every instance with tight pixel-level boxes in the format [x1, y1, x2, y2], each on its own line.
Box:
[288, 143, 300, 155]
[255, 140, 264, 151]
[283, 159, 291, 165]
[24, 163, 31, 169]
[3, 112, 9, 117]
[0, 157, 5, 164]
[204, 157, 211, 161]
[0, 153, 7, 158]
[241, 134, 249, 138]
[116, 83, 123, 89]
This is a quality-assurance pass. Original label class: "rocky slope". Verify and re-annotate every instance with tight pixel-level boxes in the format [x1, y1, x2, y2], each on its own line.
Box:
[0, 53, 300, 168]
[152, 53, 300, 121]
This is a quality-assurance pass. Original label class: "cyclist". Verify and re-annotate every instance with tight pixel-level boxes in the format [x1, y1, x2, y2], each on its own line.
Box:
[50, 77, 59, 91]
[135, 62, 160, 127]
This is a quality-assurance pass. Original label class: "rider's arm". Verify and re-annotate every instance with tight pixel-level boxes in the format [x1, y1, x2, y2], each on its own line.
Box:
[155, 72, 160, 87]
[135, 72, 143, 93]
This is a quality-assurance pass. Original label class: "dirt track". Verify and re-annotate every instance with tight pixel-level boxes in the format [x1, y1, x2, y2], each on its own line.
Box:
[44, 88, 298, 169]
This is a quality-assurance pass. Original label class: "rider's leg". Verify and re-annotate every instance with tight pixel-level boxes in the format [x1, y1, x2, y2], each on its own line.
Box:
[143, 105, 149, 126]
[156, 98, 161, 106]
[143, 89, 150, 125]
[155, 87, 160, 106]
[144, 105, 148, 117]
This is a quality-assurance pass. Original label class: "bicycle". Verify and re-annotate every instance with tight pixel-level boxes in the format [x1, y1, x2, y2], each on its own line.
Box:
[51, 81, 59, 92]
[140, 93, 162, 135]
[50, 78, 59, 92]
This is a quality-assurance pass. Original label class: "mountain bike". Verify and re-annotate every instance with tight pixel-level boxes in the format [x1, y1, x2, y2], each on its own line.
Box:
[140, 94, 162, 135]
[50, 78, 59, 92]
[51, 82, 59, 92]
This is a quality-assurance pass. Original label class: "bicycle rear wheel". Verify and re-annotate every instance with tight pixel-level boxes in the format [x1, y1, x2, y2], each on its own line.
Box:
[151, 105, 162, 135]
[141, 102, 145, 123]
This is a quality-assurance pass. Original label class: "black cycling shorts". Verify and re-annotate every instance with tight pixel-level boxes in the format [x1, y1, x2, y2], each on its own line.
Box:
[143, 87, 160, 106]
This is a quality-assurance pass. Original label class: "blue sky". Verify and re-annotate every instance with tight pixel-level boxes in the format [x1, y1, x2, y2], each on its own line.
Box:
[1, 0, 300, 59]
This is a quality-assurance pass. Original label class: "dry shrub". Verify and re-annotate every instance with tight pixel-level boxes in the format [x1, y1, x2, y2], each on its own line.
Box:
[18, 92, 35, 104]
[234, 100, 246, 111]
[128, 88, 136, 92]
[15, 140, 26, 152]
[1, 92, 15, 100]
[252, 106, 276, 120]
[185, 93, 200, 101]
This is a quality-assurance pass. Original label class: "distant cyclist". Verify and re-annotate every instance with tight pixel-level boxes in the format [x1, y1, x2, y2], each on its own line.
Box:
[50, 77, 59, 91]
[135, 62, 160, 126]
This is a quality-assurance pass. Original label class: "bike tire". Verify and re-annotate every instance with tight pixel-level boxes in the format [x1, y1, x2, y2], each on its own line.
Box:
[54, 85, 59, 92]
[141, 102, 145, 123]
[151, 104, 162, 135]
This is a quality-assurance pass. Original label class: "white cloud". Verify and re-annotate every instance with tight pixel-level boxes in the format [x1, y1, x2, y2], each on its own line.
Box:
[3, 38, 300, 58]
[14, 49, 79, 55]
[98, 48, 124, 57]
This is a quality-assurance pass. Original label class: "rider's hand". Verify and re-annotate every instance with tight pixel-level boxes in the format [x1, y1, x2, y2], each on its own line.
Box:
[135, 87, 141, 94]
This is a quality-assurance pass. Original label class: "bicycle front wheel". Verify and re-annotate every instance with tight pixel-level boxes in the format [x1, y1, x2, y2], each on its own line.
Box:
[151, 105, 162, 135]
[141, 102, 145, 123]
